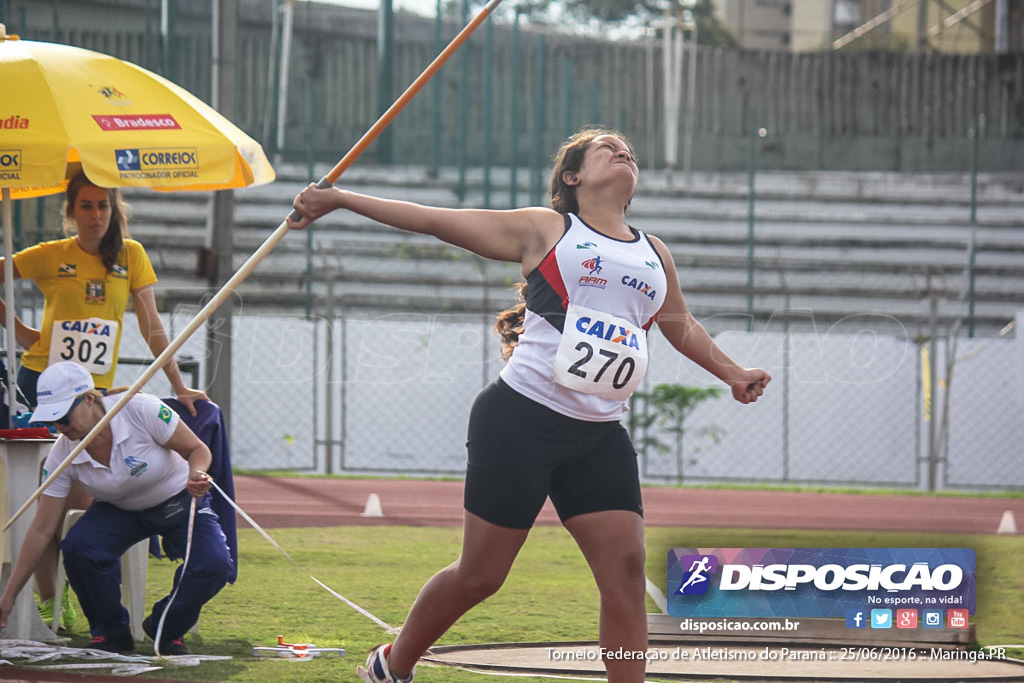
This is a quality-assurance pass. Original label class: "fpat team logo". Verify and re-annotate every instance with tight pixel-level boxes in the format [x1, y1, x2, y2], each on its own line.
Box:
[578, 255, 608, 289]
[676, 555, 718, 595]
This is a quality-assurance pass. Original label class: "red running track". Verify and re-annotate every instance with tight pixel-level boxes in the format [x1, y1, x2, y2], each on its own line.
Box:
[232, 475, 1024, 535]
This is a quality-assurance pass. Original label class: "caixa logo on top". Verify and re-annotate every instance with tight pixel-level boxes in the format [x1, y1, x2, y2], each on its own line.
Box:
[667, 548, 976, 619]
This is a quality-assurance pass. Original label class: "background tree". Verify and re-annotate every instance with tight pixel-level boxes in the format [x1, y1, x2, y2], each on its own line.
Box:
[630, 383, 725, 483]
[564, 0, 738, 45]
[446, 0, 737, 43]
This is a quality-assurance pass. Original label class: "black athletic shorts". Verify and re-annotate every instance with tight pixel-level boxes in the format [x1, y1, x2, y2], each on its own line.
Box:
[464, 378, 643, 529]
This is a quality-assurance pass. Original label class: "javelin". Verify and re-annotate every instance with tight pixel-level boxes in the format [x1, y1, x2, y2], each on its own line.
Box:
[3, 0, 504, 532]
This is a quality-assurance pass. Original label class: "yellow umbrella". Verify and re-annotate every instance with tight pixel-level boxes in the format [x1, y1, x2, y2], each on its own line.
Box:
[0, 28, 273, 198]
[0, 25, 274, 417]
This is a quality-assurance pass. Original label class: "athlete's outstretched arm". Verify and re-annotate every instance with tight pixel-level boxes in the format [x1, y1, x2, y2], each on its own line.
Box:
[288, 184, 561, 267]
[648, 236, 770, 404]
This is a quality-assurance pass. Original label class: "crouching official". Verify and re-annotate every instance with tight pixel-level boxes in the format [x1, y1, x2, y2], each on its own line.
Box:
[0, 361, 233, 655]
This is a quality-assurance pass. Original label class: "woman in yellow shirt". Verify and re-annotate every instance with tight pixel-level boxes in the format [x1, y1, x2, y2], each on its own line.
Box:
[0, 171, 208, 628]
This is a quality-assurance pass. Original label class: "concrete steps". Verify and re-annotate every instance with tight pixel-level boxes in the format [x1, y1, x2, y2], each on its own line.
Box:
[123, 163, 1024, 338]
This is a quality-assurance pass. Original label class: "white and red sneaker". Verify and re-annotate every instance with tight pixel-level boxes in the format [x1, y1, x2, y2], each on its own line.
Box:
[356, 644, 414, 683]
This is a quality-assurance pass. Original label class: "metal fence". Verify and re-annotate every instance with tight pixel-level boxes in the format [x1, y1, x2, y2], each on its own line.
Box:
[5, 153, 1021, 492]
[94, 305, 1023, 492]
[632, 318, 1023, 491]
[7, 0, 1024, 173]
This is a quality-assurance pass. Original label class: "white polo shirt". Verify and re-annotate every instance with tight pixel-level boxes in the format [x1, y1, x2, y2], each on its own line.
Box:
[42, 394, 187, 511]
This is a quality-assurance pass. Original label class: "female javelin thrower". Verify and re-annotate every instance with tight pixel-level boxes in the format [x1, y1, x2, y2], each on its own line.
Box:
[288, 128, 771, 683]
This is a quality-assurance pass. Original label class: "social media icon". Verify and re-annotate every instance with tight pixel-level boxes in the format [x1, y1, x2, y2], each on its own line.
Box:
[948, 609, 968, 628]
[845, 609, 866, 629]
[870, 609, 892, 629]
[922, 610, 943, 628]
[896, 609, 918, 628]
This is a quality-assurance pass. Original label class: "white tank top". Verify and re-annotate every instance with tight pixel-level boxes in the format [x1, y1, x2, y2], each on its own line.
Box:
[500, 213, 668, 421]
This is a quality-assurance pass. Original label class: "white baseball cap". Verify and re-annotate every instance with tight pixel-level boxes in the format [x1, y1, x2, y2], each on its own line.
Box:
[29, 361, 95, 423]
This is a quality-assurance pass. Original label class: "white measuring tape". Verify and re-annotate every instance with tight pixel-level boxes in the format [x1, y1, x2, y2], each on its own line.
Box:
[146, 477, 396, 655]
[0, 639, 230, 676]
[151, 495, 198, 656]
[208, 480, 398, 634]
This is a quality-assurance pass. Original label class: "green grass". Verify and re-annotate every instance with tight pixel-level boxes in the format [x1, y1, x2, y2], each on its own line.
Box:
[22, 525, 1024, 682]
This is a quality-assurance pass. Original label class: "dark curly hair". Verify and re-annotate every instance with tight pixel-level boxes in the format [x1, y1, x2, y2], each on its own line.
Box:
[494, 282, 527, 361]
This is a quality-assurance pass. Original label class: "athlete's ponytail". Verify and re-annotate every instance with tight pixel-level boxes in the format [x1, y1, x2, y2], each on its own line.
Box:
[494, 282, 527, 361]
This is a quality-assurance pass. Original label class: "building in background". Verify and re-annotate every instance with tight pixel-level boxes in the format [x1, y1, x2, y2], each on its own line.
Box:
[711, 0, 797, 50]
[711, 0, 1016, 53]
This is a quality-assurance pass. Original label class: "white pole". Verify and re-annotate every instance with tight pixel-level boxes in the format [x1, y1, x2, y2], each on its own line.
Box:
[682, 20, 697, 175]
[1016, 310, 1024, 409]
[662, 12, 679, 170]
[646, 30, 656, 170]
[669, 20, 683, 170]
[994, 0, 1008, 52]
[161, 0, 170, 71]
[262, 0, 281, 145]
[274, 0, 295, 165]
[2, 188, 17, 420]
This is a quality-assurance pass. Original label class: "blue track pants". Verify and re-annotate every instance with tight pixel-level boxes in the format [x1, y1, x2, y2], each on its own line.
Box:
[61, 490, 233, 641]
